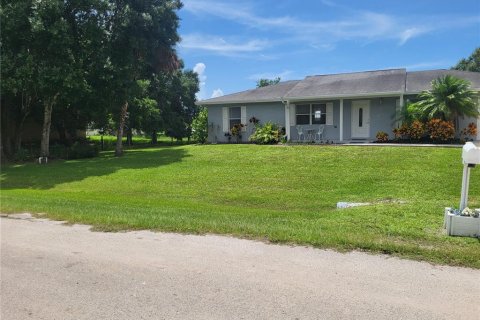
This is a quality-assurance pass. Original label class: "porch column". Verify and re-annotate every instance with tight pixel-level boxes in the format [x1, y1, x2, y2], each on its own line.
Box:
[397, 94, 404, 128]
[285, 101, 291, 141]
[339, 99, 344, 142]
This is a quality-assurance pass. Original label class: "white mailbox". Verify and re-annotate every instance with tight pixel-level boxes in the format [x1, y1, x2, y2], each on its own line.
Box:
[459, 142, 479, 211]
[462, 142, 480, 165]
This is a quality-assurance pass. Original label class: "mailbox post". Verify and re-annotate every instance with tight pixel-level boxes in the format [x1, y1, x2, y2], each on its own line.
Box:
[459, 142, 480, 211]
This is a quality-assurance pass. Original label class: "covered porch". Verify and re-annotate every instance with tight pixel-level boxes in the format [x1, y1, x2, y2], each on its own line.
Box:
[284, 95, 403, 143]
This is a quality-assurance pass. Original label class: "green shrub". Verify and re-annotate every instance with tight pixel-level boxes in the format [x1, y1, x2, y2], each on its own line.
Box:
[191, 108, 208, 143]
[50, 144, 68, 159]
[68, 141, 99, 159]
[249, 122, 281, 144]
[13, 148, 31, 162]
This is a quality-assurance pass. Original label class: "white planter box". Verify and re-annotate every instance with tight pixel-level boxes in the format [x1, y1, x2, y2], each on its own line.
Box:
[444, 207, 480, 237]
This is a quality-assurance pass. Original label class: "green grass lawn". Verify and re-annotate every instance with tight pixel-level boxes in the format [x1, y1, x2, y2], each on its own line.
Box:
[1, 145, 479, 268]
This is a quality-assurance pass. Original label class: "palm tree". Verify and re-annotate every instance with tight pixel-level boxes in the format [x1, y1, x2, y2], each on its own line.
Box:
[412, 75, 479, 129]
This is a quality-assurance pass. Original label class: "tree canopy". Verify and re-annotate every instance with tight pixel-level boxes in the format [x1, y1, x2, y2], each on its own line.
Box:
[256, 77, 281, 88]
[1, 0, 199, 160]
[452, 48, 480, 72]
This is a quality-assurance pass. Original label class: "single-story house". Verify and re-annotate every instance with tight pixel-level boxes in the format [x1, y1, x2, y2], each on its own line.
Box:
[196, 69, 480, 143]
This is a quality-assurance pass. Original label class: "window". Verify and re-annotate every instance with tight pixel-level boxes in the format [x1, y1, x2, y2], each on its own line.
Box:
[312, 104, 326, 125]
[296, 103, 327, 125]
[359, 108, 363, 127]
[229, 107, 241, 129]
[296, 104, 310, 125]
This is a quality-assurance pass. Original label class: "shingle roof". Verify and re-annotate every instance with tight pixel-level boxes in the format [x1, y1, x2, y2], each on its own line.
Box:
[284, 69, 406, 99]
[196, 80, 300, 105]
[406, 70, 480, 93]
[196, 69, 480, 105]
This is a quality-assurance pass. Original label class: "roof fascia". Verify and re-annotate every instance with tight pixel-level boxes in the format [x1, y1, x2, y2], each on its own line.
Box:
[195, 98, 282, 106]
[286, 91, 404, 102]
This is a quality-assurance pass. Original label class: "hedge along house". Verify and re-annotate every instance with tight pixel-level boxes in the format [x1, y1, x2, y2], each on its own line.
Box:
[196, 69, 480, 143]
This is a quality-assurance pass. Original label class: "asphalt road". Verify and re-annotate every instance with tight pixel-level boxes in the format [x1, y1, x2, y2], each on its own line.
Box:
[1, 214, 479, 320]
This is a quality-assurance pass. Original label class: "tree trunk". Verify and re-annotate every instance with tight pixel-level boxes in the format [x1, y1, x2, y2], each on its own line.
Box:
[1, 102, 14, 158]
[126, 127, 133, 146]
[0, 142, 5, 164]
[57, 121, 67, 145]
[40, 94, 59, 158]
[14, 92, 33, 154]
[151, 130, 157, 144]
[115, 101, 128, 157]
[12, 112, 29, 155]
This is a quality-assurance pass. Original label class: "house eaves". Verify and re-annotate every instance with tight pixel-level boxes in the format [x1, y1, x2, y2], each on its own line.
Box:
[195, 80, 301, 106]
[195, 98, 282, 106]
[285, 91, 404, 103]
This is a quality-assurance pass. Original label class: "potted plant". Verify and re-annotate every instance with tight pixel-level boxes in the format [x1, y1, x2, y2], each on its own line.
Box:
[444, 207, 480, 237]
[230, 124, 244, 143]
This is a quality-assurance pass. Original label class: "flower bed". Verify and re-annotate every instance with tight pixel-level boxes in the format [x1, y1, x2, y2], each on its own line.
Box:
[444, 207, 480, 237]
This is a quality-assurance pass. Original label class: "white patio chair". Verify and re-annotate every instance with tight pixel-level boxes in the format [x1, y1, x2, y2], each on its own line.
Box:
[296, 125, 305, 142]
[315, 125, 325, 143]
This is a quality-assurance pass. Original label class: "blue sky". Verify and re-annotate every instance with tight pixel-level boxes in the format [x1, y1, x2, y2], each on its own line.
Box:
[177, 0, 480, 100]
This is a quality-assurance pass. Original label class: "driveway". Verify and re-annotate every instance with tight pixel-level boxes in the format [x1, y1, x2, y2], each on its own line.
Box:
[1, 214, 478, 320]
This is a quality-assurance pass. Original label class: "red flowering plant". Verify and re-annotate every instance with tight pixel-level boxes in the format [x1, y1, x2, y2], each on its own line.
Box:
[392, 123, 410, 140]
[427, 119, 455, 142]
[460, 122, 478, 141]
[375, 131, 389, 142]
[407, 120, 426, 141]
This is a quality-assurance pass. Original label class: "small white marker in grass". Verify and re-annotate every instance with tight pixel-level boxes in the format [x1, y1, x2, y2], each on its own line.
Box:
[336, 202, 371, 209]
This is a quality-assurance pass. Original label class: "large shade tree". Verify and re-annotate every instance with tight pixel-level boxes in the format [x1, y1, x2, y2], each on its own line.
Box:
[0, 0, 38, 157]
[1, 0, 108, 159]
[411, 75, 479, 129]
[29, 0, 80, 158]
[106, 0, 181, 156]
[1, 0, 192, 161]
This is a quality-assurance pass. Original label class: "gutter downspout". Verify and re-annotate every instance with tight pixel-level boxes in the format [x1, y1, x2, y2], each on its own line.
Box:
[339, 99, 344, 142]
[282, 99, 291, 141]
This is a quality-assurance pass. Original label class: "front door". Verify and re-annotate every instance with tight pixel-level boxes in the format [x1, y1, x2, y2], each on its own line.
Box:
[351, 100, 370, 138]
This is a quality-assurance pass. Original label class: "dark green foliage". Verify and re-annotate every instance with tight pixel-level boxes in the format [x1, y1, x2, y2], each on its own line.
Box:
[0, 0, 197, 159]
[13, 148, 31, 162]
[256, 77, 281, 88]
[452, 48, 480, 72]
[191, 108, 208, 143]
[410, 75, 479, 129]
[50, 143, 68, 159]
[148, 69, 200, 142]
[68, 141, 99, 159]
[249, 122, 282, 144]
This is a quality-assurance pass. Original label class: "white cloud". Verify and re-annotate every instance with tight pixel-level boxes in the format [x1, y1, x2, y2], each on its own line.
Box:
[180, 34, 268, 55]
[211, 89, 224, 98]
[193, 62, 206, 77]
[398, 27, 429, 45]
[193, 62, 207, 100]
[183, 0, 478, 48]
